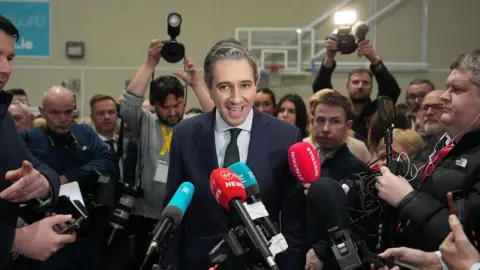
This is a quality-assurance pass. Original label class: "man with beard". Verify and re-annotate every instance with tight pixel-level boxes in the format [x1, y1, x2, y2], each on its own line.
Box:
[410, 90, 446, 179]
[119, 40, 185, 269]
[312, 35, 401, 141]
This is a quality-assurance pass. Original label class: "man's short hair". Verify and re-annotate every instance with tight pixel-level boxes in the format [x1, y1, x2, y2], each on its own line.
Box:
[204, 38, 260, 89]
[450, 48, 480, 88]
[0, 15, 19, 41]
[348, 68, 373, 83]
[89, 94, 117, 111]
[150, 75, 185, 106]
[408, 78, 436, 91]
[309, 90, 353, 121]
[6, 88, 27, 96]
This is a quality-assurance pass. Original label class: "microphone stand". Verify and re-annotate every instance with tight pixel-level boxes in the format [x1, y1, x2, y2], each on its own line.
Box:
[209, 226, 274, 270]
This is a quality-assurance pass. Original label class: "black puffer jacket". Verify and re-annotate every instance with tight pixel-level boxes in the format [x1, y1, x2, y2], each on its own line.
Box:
[395, 129, 480, 251]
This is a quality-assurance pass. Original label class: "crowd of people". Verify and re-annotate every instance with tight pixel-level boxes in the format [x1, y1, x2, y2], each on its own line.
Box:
[1, 12, 480, 270]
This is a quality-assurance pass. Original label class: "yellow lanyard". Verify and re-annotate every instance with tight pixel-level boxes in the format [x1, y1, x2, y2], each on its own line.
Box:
[159, 122, 173, 156]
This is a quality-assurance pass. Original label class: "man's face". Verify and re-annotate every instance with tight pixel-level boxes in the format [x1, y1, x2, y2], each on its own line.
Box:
[421, 91, 444, 136]
[313, 104, 352, 151]
[209, 59, 257, 127]
[441, 69, 480, 136]
[91, 99, 118, 135]
[407, 83, 431, 111]
[0, 31, 14, 90]
[40, 97, 75, 134]
[12, 94, 29, 106]
[254, 92, 275, 115]
[155, 94, 184, 126]
[8, 105, 33, 131]
[346, 72, 372, 103]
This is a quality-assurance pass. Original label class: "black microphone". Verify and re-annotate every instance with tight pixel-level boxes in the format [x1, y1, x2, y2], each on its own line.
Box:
[227, 162, 288, 256]
[210, 168, 279, 270]
[306, 177, 362, 270]
[144, 182, 194, 259]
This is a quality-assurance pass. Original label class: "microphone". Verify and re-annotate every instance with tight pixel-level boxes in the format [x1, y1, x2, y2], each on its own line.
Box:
[209, 168, 279, 270]
[145, 182, 194, 258]
[227, 162, 288, 256]
[288, 141, 321, 183]
[306, 176, 363, 270]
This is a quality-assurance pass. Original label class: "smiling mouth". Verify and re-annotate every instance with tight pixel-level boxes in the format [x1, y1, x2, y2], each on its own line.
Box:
[227, 106, 244, 114]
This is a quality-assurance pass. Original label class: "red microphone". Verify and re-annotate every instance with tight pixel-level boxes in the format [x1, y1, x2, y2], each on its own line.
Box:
[209, 168, 246, 211]
[209, 168, 279, 270]
[288, 142, 321, 183]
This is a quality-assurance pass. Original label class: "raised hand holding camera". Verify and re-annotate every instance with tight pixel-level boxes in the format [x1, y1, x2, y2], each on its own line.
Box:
[146, 40, 164, 68]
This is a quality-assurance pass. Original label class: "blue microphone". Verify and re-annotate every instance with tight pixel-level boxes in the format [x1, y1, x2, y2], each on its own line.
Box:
[228, 162, 281, 240]
[146, 182, 195, 257]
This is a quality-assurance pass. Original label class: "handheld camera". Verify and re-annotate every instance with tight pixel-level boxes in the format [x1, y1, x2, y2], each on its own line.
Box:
[161, 12, 185, 63]
[333, 11, 369, 55]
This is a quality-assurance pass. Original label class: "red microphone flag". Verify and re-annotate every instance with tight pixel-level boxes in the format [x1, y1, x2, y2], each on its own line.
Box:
[209, 168, 246, 211]
[288, 142, 321, 183]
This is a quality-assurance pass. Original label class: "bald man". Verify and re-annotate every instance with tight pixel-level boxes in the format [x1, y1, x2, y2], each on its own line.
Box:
[18, 86, 117, 270]
[8, 100, 33, 131]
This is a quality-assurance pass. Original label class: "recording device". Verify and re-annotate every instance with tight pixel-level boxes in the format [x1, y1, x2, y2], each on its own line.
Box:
[227, 162, 288, 256]
[55, 195, 89, 234]
[107, 182, 144, 245]
[161, 12, 185, 63]
[209, 168, 279, 270]
[334, 21, 369, 55]
[377, 96, 396, 169]
[287, 142, 321, 184]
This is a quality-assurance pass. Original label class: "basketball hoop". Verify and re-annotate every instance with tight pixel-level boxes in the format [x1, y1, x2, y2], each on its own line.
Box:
[266, 64, 284, 75]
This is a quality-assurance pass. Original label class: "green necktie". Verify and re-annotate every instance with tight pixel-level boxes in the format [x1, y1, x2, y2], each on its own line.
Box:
[223, 128, 241, 168]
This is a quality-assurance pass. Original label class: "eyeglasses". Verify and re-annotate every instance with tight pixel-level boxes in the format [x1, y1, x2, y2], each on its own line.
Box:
[420, 103, 443, 112]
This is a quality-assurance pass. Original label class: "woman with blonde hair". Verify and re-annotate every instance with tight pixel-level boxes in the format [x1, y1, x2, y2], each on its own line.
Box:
[303, 88, 371, 163]
[370, 128, 424, 168]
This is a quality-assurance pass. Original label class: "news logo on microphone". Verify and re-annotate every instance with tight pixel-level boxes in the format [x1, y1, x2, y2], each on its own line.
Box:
[288, 142, 321, 183]
[210, 168, 246, 211]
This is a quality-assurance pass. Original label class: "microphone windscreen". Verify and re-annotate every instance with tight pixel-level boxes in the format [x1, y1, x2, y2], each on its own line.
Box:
[228, 162, 259, 197]
[288, 142, 321, 183]
[161, 182, 195, 225]
[210, 168, 246, 211]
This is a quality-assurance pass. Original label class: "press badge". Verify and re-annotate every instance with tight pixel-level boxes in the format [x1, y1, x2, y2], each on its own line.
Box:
[154, 160, 169, 183]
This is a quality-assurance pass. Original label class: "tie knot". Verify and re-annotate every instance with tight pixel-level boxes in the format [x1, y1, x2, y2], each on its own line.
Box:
[106, 139, 115, 147]
[229, 128, 241, 141]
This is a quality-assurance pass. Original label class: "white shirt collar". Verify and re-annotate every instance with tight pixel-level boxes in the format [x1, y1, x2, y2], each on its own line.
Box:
[215, 108, 254, 133]
[97, 132, 118, 142]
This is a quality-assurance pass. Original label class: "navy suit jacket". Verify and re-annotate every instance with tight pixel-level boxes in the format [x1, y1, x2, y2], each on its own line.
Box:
[0, 91, 60, 269]
[162, 108, 306, 270]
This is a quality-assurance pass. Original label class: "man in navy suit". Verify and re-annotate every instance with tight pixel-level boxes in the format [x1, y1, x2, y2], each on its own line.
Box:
[162, 39, 306, 270]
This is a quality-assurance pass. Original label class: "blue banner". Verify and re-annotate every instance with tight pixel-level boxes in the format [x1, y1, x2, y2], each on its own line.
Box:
[0, 1, 51, 57]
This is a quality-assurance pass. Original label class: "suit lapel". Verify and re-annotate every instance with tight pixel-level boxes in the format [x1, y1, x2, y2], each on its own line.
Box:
[246, 110, 270, 174]
[193, 109, 219, 173]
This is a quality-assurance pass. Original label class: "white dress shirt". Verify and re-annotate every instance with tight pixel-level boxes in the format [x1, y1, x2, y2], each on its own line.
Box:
[215, 109, 253, 168]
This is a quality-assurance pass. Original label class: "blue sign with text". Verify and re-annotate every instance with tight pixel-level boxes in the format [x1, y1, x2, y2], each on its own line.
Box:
[0, 1, 51, 57]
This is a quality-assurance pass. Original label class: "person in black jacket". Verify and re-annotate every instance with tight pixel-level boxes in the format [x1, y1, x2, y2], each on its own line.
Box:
[0, 15, 75, 269]
[375, 48, 480, 251]
[312, 35, 401, 141]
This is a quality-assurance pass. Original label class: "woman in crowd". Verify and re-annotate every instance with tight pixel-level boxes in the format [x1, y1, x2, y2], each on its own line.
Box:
[275, 93, 309, 138]
[370, 128, 424, 169]
[254, 88, 276, 115]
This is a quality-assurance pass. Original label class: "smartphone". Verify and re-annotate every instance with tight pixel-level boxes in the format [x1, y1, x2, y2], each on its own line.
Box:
[59, 216, 85, 234]
[447, 190, 464, 217]
[377, 96, 396, 125]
